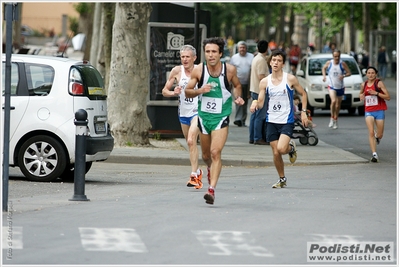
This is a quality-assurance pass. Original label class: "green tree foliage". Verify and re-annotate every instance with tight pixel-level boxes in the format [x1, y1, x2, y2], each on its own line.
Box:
[74, 3, 91, 15]
[201, 2, 281, 38]
[68, 16, 78, 35]
[201, 2, 396, 42]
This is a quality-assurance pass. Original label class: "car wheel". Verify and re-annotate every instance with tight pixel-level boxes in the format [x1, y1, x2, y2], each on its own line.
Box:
[60, 162, 93, 182]
[358, 105, 365, 116]
[307, 106, 314, 117]
[18, 135, 67, 182]
[348, 107, 356, 115]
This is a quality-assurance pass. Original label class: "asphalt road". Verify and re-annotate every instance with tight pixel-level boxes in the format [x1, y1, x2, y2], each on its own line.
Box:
[2, 78, 397, 266]
[308, 79, 397, 165]
[3, 161, 396, 266]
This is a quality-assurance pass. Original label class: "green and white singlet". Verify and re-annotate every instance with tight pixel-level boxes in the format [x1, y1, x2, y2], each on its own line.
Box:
[198, 62, 232, 134]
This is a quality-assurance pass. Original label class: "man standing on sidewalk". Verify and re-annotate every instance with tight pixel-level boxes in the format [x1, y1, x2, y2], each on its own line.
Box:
[230, 41, 254, 127]
[250, 49, 308, 189]
[185, 37, 244, 205]
[249, 40, 269, 145]
[162, 45, 203, 189]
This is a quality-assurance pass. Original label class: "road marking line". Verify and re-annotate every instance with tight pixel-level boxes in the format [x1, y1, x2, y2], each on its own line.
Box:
[193, 230, 273, 257]
[306, 233, 363, 244]
[79, 227, 148, 253]
[2, 226, 23, 249]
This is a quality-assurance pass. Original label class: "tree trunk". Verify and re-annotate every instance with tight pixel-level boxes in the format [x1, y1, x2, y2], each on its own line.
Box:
[12, 3, 22, 50]
[275, 4, 286, 44]
[82, 3, 94, 60]
[260, 6, 271, 41]
[288, 6, 294, 47]
[101, 3, 115, 92]
[362, 3, 370, 54]
[90, 2, 102, 72]
[108, 3, 152, 147]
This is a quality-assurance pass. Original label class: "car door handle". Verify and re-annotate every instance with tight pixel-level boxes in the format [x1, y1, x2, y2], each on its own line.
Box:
[2, 106, 15, 110]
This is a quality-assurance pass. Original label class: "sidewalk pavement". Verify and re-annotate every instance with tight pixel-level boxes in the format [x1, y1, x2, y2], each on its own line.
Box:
[106, 125, 368, 167]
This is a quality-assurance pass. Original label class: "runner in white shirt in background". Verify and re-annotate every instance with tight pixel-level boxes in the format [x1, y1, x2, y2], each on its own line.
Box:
[162, 45, 203, 189]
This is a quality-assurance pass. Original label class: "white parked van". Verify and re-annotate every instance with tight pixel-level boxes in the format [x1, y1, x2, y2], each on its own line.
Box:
[295, 53, 365, 116]
[2, 54, 114, 182]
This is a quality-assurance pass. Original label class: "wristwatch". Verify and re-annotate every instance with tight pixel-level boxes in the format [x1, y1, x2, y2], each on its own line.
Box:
[301, 109, 307, 112]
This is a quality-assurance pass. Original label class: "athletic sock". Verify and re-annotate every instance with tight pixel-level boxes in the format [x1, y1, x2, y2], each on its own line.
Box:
[290, 145, 295, 153]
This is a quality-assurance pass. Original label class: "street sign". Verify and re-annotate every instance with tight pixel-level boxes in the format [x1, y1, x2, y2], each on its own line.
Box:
[146, 22, 207, 101]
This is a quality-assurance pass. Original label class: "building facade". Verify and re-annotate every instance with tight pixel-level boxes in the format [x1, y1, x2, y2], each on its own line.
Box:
[21, 2, 79, 36]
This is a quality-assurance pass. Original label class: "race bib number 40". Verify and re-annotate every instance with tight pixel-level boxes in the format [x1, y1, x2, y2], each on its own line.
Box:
[201, 96, 222, 114]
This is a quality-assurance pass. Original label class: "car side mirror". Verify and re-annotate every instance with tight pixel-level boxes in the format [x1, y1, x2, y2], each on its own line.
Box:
[296, 69, 305, 77]
[362, 68, 367, 76]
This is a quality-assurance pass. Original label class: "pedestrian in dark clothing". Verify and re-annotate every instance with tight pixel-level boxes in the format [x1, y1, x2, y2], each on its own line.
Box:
[361, 52, 369, 70]
[377, 46, 389, 80]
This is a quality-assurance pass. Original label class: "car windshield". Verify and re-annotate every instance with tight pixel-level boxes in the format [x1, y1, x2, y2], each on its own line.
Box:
[308, 58, 360, 76]
[246, 44, 258, 54]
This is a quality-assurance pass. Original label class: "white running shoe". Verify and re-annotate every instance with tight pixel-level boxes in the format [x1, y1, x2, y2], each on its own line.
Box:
[328, 118, 334, 128]
[370, 155, 379, 163]
[332, 120, 338, 129]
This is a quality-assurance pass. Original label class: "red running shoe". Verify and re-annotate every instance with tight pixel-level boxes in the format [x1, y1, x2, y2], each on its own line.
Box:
[204, 187, 215, 205]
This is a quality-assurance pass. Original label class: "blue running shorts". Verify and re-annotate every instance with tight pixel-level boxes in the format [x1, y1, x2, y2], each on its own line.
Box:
[329, 87, 345, 97]
[179, 115, 197, 126]
[266, 122, 294, 142]
[365, 110, 385, 120]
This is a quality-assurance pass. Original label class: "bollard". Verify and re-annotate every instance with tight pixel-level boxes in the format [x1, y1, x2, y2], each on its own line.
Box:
[69, 109, 90, 201]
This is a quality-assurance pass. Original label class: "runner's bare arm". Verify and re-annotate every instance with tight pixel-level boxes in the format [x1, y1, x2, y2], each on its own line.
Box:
[228, 64, 244, 105]
[377, 80, 391, 101]
[162, 66, 180, 97]
[289, 74, 308, 127]
[342, 62, 351, 77]
[185, 63, 212, 98]
[322, 60, 330, 82]
[254, 76, 268, 110]
[359, 82, 365, 101]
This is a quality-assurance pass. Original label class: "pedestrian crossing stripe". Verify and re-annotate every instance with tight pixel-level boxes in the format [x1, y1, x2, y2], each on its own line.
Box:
[306, 233, 363, 244]
[79, 227, 148, 253]
[192, 230, 274, 257]
[2, 226, 273, 257]
[2, 226, 23, 249]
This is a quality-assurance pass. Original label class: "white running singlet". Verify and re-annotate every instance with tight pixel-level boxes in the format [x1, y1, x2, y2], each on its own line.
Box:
[266, 72, 295, 124]
[178, 65, 198, 118]
[326, 61, 345, 90]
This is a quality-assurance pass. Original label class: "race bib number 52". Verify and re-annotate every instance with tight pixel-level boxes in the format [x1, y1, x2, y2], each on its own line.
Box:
[201, 96, 222, 114]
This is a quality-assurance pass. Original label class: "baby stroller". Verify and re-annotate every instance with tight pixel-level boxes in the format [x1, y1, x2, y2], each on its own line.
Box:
[292, 110, 319, 146]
